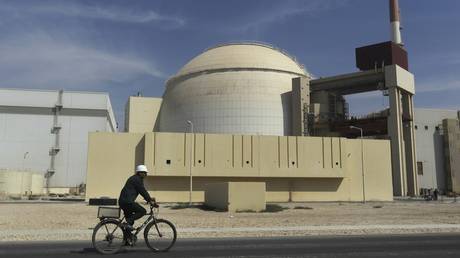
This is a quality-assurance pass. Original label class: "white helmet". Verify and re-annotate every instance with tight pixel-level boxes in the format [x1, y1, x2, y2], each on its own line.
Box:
[135, 164, 148, 173]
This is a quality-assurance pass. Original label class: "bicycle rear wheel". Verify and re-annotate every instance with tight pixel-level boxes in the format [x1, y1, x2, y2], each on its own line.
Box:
[92, 220, 125, 254]
[144, 219, 177, 252]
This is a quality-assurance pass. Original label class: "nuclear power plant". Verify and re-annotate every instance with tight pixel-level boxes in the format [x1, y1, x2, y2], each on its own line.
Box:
[83, 0, 433, 205]
[1, 1, 459, 204]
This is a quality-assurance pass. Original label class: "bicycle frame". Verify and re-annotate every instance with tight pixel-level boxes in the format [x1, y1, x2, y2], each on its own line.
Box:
[102, 205, 159, 239]
[132, 209, 157, 237]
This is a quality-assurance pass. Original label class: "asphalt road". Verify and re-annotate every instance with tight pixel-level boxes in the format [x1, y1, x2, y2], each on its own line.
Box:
[1, 234, 460, 257]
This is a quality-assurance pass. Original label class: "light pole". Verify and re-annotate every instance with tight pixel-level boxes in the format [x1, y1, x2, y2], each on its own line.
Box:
[350, 126, 365, 203]
[22, 152, 29, 169]
[21, 151, 29, 196]
[186, 120, 194, 206]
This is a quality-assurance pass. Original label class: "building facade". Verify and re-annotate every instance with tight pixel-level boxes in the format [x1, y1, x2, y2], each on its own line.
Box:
[414, 108, 460, 193]
[443, 118, 460, 193]
[0, 88, 116, 192]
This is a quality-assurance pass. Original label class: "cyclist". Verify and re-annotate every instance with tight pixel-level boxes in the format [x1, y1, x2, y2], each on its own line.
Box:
[119, 164, 157, 234]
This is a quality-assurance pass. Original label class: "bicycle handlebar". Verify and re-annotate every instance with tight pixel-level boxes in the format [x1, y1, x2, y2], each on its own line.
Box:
[143, 201, 158, 207]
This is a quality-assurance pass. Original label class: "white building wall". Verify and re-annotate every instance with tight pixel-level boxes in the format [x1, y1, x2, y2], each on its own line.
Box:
[414, 108, 459, 192]
[0, 113, 53, 172]
[0, 88, 116, 189]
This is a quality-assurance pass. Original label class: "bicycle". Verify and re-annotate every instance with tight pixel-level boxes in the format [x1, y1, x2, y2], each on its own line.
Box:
[92, 203, 177, 255]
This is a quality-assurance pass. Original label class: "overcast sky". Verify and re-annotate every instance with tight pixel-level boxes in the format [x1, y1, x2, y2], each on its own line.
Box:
[1, 0, 459, 127]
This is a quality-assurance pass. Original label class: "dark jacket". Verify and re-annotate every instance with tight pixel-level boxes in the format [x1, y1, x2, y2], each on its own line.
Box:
[118, 174, 152, 205]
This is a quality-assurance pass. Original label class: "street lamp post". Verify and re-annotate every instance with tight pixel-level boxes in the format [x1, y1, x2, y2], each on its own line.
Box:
[186, 120, 194, 206]
[350, 126, 365, 203]
[21, 151, 30, 196]
[22, 152, 29, 169]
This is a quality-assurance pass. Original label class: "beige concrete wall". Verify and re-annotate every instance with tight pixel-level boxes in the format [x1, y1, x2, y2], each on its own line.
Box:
[228, 182, 265, 212]
[204, 182, 265, 212]
[86, 132, 393, 202]
[86, 132, 145, 199]
[125, 97, 162, 133]
[143, 133, 345, 178]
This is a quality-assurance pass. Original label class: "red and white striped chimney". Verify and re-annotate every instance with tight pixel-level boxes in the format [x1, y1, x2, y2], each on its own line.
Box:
[390, 0, 403, 45]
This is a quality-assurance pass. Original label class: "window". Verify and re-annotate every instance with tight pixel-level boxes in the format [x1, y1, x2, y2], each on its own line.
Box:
[425, 125, 428, 130]
[415, 125, 418, 130]
[417, 161, 423, 175]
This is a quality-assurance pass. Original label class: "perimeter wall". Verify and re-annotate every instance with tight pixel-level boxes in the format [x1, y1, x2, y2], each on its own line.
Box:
[86, 132, 393, 202]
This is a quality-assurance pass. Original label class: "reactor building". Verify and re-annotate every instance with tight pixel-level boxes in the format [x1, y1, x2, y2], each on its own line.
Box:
[86, 0, 460, 205]
[157, 43, 309, 136]
[86, 39, 400, 203]
[86, 0, 414, 203]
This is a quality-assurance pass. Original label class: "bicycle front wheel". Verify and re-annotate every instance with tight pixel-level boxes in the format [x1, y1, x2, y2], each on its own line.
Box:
[92, 220, 125, 254]
[144, 219, 177, 252]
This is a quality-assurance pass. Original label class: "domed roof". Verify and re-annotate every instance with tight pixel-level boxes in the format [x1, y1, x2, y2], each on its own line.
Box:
[174, 42, 308, 78]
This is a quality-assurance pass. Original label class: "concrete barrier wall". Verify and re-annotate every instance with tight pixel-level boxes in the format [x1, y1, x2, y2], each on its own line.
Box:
[143, 133, 345, 178]
[86, 132, 393, 202]
[85, 133, 145, 200]
[205, 182, 266, 212]
[228, 182, 266, 212]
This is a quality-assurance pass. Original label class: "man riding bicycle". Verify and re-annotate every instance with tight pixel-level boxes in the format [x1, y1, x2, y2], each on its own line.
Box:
[92, 165, 176, 253]
[119, 164, 157, 233]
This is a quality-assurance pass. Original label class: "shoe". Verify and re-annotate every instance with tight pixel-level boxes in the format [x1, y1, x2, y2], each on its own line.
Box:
[121, 222, 134, 231]
[125, 235, 137, 247]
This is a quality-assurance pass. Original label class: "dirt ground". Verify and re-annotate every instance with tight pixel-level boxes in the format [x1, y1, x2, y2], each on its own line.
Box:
[1, 200, 460, 241]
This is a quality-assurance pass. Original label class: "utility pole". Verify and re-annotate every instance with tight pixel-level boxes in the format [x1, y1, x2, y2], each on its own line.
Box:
[186, 120, 194, 206]
[350, 126, 365, 203]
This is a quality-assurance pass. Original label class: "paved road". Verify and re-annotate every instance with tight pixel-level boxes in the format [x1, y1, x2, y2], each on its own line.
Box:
[1, 234, 460, 257]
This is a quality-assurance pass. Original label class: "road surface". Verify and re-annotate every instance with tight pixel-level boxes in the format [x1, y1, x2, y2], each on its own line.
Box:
[1, 234, 460, 257]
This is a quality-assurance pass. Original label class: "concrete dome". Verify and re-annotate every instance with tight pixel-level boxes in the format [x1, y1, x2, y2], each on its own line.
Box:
[176, 43, 307, 77]
[158, 42, 309, 136]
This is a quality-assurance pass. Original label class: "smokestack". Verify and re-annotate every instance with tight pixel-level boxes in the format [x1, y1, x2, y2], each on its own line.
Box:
[390, 0, 403, 45]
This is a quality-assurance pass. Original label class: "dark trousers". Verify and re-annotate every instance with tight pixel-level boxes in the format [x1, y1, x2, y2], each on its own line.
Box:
[120, 202, 146, 225]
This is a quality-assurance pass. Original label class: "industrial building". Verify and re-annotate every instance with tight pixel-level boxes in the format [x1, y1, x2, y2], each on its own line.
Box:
[86, 40, 405, 202]
[0, 88, 116, 195]
[414, 109, 460, 194]
[86, 0, 422, 203]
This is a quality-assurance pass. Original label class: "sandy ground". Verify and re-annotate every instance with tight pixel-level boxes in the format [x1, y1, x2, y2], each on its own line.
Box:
[1, 200, 460, 241]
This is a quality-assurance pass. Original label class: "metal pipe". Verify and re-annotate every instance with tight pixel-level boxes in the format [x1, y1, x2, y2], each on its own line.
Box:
[350, 126, 366, 203]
